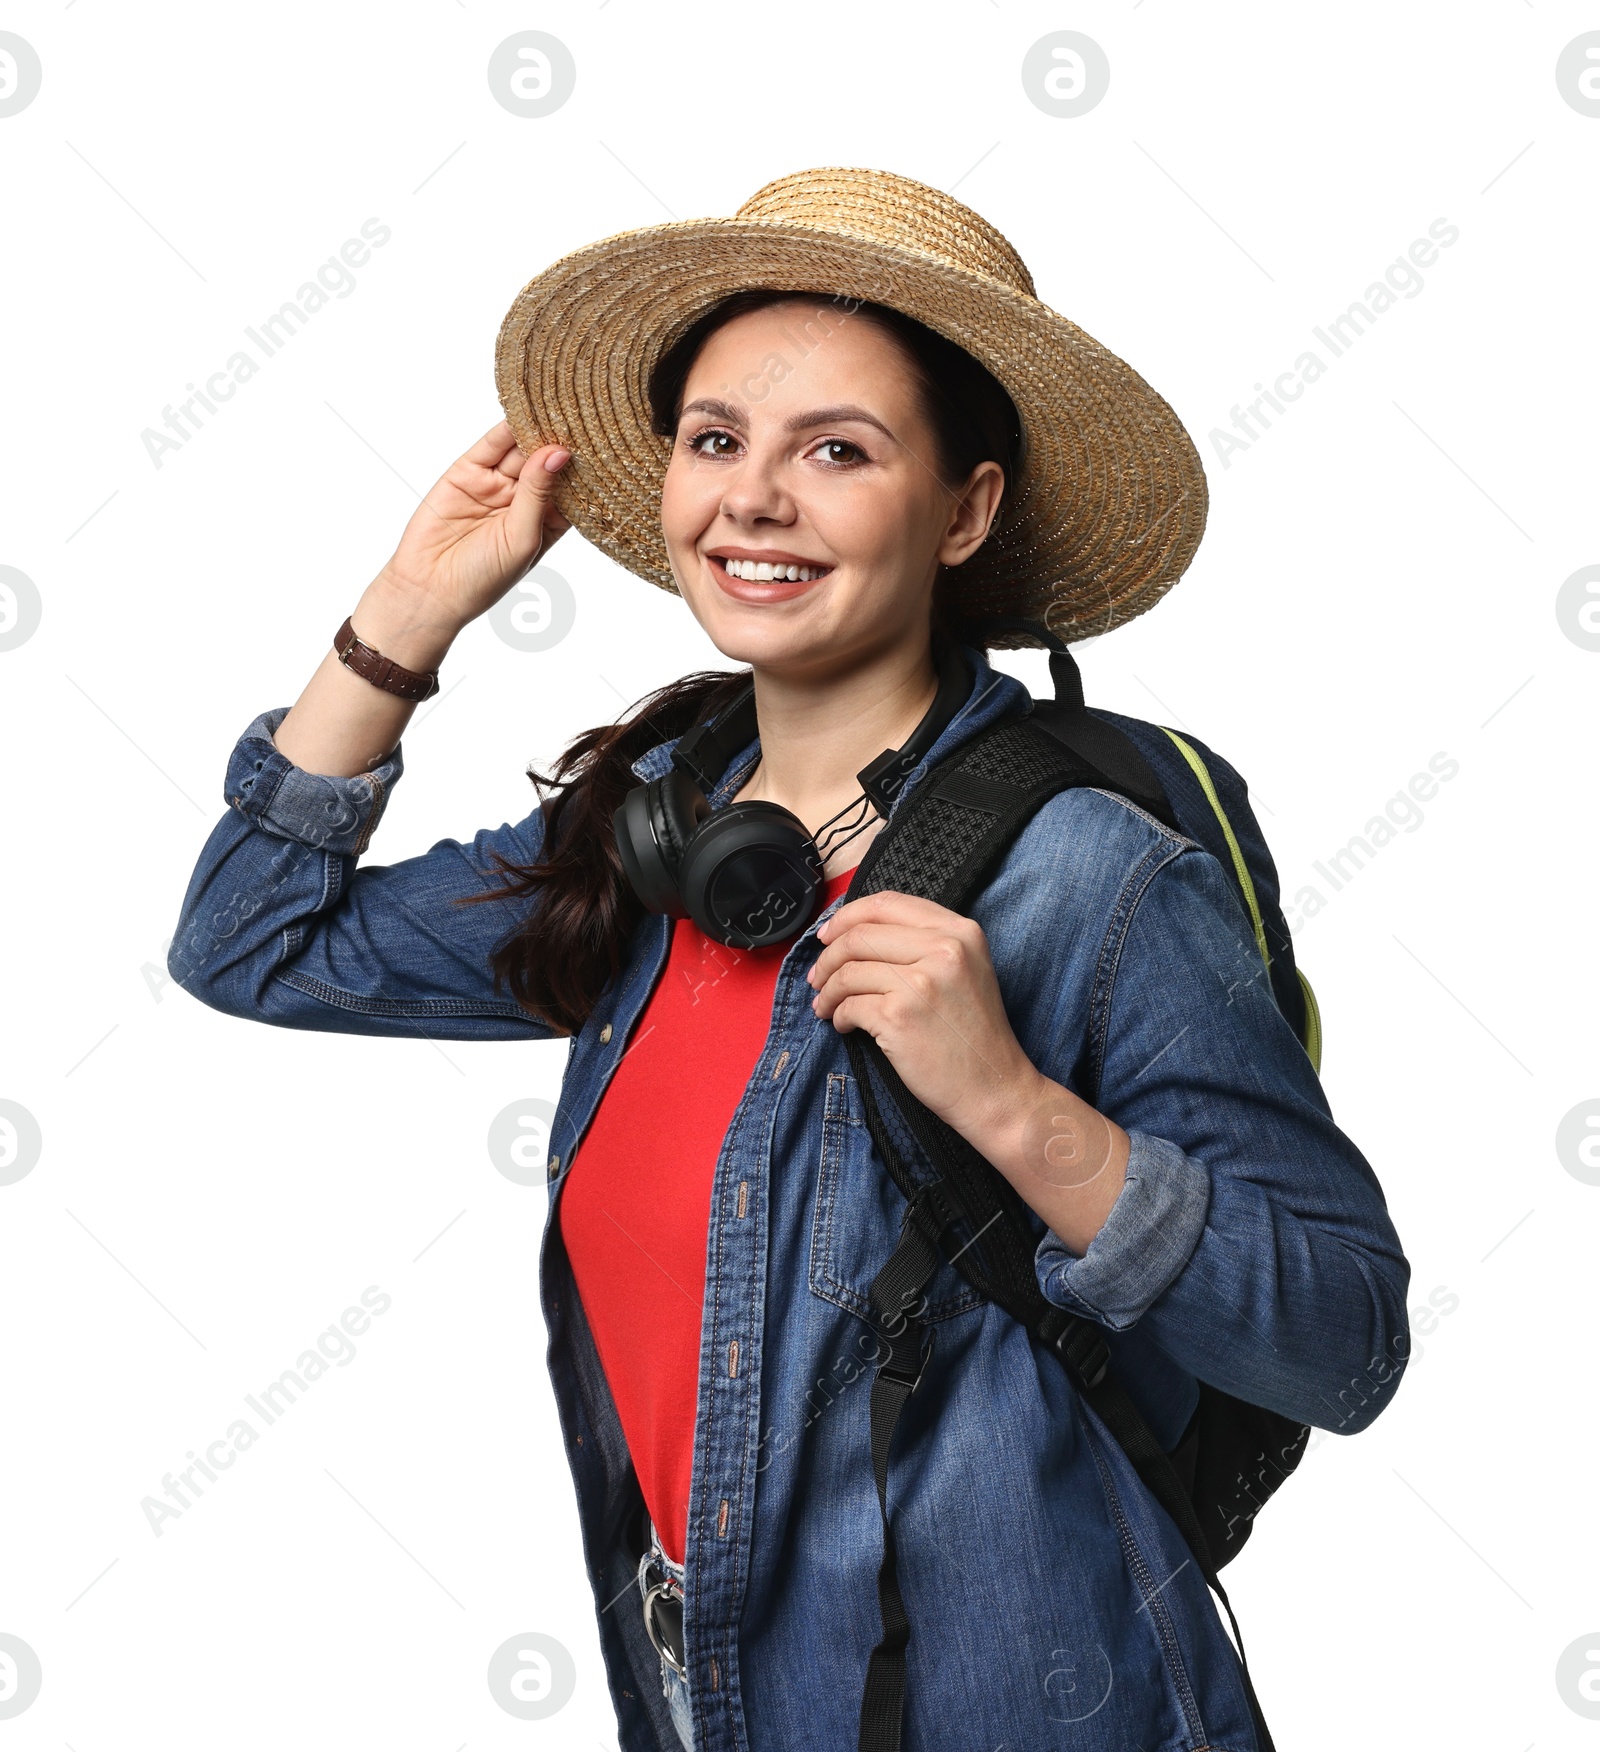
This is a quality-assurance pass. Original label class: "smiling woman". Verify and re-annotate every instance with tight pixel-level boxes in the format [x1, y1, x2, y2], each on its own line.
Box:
[658, 294, 1011, 835]
[169, 167, 1410, 1752]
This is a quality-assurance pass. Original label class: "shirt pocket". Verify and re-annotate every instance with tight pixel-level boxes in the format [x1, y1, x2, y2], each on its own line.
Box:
[808, 1071, 986, 1324]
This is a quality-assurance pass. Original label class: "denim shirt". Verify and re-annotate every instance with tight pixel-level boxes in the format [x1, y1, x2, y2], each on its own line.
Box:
[169, 645, 1410, 1752]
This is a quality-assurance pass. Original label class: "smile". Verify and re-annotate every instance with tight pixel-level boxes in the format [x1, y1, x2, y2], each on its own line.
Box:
[712, 555, 831, 582]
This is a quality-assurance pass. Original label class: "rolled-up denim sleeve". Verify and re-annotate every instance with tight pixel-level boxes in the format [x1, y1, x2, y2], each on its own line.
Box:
[169, 707, 556, 1042]
[1033, 840, 1410, 1435]
[224, 707, 401, 855]
[1035, 1131, 1210, 1329]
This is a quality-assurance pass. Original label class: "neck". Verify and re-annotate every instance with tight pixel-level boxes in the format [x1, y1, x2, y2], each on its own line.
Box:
[733, 638, 942, 857]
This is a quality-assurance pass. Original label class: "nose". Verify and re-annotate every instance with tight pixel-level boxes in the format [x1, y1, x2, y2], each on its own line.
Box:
[716, 434, 797, 531]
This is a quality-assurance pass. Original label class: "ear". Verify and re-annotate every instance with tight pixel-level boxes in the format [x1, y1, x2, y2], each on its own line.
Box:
[936, 461, 1006, 569]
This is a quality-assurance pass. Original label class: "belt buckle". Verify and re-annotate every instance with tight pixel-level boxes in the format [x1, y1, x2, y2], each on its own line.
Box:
[641, 1567, 687, 1681]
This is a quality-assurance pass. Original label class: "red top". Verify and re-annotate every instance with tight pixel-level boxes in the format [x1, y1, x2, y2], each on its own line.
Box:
[559, 867, 856, 1565]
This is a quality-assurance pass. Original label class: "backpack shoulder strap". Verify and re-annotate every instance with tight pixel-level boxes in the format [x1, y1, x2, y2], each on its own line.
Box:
[843, 700, 1280, 1752]
[846, 713, 1110, 910]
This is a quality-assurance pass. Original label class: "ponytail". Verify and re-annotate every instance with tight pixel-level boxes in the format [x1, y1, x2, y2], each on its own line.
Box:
[456, 667, 752, 1034]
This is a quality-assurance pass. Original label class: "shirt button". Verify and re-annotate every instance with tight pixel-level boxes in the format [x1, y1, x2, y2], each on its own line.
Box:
[547, 1155, 561, 1180]
[599, 1023, 613, 1044]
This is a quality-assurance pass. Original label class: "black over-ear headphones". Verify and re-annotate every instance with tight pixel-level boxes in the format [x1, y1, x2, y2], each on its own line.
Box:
[614, 639, 971, 950]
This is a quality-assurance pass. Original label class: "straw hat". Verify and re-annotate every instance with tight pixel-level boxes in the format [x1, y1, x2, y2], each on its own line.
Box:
[494, 166, 1207, 647]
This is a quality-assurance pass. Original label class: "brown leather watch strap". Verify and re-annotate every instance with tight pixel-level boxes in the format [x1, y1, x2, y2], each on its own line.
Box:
[333, 616, 440, 702]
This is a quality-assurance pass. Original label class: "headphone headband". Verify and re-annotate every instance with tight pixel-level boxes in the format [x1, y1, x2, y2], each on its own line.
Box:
[669, 687, 758, 793]
[856, 636, 970, 813]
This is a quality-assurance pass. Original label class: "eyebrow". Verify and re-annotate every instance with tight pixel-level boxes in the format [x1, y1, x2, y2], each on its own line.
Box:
[783, 403, 895, 440]
[678, 398, 896, 441]
[680, 398, 744, 424]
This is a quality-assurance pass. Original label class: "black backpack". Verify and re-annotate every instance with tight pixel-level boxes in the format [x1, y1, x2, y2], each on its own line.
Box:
[844, 624, 1322, 1752]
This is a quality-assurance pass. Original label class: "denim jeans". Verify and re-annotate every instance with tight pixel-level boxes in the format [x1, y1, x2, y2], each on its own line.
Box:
[637, 1522, 694, 1751]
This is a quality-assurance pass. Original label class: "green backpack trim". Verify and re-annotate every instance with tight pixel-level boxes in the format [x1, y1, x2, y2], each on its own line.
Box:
[1295, 967, 1323, 1074]
[1160, 728, 1323, 1074]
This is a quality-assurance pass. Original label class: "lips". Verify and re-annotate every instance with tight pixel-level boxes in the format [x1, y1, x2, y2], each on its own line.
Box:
[706, 551, 835, 605]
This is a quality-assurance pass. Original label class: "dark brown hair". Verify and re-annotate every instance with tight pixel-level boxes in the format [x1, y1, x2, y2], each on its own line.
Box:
[460, 291, 1021, 1034]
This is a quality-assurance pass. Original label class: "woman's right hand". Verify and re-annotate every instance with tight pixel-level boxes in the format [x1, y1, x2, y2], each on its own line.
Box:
[270, 422, 571, 780]
[375, 420, 572, 648]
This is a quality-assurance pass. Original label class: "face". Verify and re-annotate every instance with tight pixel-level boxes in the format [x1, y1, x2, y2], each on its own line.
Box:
[658, 299, 1003, 678]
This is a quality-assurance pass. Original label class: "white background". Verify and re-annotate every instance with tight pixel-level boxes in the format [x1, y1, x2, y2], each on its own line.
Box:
[2, 3, 1597, 1747]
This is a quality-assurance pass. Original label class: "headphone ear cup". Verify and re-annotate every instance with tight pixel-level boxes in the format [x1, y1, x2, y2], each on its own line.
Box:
[650, 769, 711, 871]
[613, 771, 711, 918]
[677, 801, 823, 949]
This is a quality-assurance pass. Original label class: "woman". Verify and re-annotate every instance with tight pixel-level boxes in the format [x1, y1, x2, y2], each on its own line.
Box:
[170, 169, 1410, 1752]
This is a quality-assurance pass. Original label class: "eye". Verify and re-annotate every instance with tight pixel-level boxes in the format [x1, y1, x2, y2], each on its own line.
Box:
[686, 427, 740, 458]
[811, 438, 866, 465]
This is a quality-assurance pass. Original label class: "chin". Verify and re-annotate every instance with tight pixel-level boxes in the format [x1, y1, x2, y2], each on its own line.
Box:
[675, 571, 832, 668]
[674, 555, 917, 678]
[700, 607, 840, 674]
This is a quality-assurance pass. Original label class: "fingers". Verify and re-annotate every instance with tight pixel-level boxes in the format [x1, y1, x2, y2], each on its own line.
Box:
[494, 442, 530, 481]
[811, 957, 893, 1017]
[461, 420, 569, 488]
[811, 905, 987, 992]
[502, 442, 573, 567]
[811, 955, 945, 1026]
[808, 920, 952, 990]
[462, 420, 521, 469]
[825, 993, 883, 1038]
[817, 890, 968, 942]
[816, 986, 953, 1051]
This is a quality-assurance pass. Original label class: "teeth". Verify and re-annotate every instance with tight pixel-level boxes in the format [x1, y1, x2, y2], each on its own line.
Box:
[721, 558, 823, 581]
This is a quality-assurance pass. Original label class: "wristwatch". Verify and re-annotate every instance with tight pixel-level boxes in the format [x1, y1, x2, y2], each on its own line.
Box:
[333, 616, 441, 701]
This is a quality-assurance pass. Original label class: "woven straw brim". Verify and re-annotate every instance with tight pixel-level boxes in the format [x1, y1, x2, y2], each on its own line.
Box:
[495, 218, 1208, 647]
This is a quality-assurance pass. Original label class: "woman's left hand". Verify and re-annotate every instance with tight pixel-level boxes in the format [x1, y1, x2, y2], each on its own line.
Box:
[808, 890, 1131, 1251]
